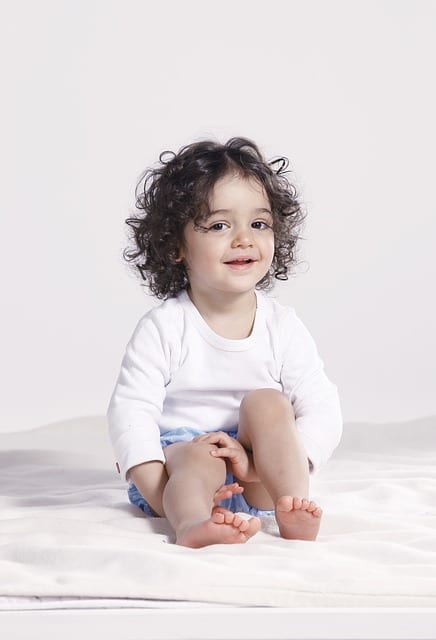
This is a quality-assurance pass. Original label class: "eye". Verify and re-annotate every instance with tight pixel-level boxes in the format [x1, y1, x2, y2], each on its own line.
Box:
[208, 222, 229, 231]
[252, 220, 273, 230]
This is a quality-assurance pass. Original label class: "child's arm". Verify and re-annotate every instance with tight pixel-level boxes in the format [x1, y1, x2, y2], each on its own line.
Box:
[129, 461, 169, 517]
[107, 315, 170, 480]
[281, 311, 343, 472]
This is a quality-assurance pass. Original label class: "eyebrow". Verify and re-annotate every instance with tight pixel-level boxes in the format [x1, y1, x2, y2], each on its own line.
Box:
[208, 208, 273, 216]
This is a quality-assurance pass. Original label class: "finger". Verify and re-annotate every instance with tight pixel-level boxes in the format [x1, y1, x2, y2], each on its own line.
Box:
[210, 447, 239, 460]
[213, 491, 231, 505]
[216, 482, 238, 492]
[213, 483, 244, 504]
[214, 487, 232, 499]
[229, 482, 244, 494]
[198, 432, 233, 445]
[192, 434, 213, 442]
[220, 482, 244, 495]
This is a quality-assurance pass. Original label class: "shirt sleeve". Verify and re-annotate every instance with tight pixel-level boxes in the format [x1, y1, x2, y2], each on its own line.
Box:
[107, 315, 170, 480]
[280, 310, 343, 472]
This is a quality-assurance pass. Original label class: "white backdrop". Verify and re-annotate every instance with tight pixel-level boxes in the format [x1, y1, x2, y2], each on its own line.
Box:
[1, 0, 435, 433]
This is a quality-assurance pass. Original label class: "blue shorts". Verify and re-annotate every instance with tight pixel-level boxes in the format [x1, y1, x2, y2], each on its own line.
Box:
[128, 427, 275, 518]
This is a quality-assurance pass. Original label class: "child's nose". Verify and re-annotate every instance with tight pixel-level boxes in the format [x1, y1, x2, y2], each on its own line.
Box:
[231, 227, 254, 247]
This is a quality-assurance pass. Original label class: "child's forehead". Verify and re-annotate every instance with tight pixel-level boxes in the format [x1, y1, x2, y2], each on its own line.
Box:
[208, 172, 270, 207]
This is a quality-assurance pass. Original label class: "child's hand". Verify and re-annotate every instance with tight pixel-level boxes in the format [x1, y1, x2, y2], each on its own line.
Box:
[193, 432, 256, 482]
[213, 482, 244, 506]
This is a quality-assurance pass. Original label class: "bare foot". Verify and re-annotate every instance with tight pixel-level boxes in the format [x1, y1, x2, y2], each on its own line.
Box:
[275, 496, 322, 541]
[176, 508, 260, 548]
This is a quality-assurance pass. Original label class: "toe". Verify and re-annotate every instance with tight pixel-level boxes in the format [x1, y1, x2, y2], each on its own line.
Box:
[212, 511, 225, 523]
[276, 496, 294, 512]
[238, 519, 249, 532]
[224, 511, 234, 524]
[293, 497, 302, 510]
[233, 515, 242, 527]
[248, 517, 261, 535]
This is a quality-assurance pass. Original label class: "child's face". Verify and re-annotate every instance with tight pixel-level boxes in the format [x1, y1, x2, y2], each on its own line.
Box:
[179, 172, 275, 299]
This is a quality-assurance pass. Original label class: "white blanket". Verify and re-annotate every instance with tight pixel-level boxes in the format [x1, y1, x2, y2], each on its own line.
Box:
[0, 417, 435, 607]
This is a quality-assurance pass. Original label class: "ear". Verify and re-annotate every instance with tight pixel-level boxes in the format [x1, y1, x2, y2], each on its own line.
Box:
[174, 250, 184, 263]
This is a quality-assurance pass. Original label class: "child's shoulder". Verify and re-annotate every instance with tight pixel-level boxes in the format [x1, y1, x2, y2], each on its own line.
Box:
[257, 290, 298, 324]
[127, 294, 187, 356]
[136, 292, 185, 329]
[258, 291, 311, 348]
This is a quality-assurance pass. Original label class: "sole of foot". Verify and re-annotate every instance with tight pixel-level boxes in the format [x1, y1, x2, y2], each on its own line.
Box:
[275, 496, 322, 541]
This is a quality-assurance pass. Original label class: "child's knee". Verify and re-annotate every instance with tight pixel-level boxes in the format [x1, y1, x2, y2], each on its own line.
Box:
[164, 440, 221, 475]
[167, 440, 220, 467]
[189, 440, 220, 459]
[241, 388, 294, 419]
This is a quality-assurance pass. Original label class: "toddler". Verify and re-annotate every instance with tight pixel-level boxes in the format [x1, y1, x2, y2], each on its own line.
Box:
[107, 137, 342, 548]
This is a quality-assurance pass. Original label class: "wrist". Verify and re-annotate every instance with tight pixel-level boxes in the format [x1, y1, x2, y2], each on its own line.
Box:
[242, 452, 260, 483]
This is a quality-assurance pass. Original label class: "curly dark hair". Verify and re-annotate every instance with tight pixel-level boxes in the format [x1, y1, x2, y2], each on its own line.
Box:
[124, 137, 306, 299]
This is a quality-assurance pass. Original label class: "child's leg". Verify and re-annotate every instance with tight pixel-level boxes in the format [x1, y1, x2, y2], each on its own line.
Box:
[237, 389, 322, 541]
[162, 441, 260, 548]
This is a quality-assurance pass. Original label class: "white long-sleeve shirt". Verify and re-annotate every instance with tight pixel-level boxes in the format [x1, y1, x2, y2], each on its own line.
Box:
[107, 289, 343, 479]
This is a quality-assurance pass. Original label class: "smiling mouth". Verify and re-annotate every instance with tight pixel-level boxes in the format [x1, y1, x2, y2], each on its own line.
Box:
[224, 259, 257, 271]
[225, 259, 256, 265]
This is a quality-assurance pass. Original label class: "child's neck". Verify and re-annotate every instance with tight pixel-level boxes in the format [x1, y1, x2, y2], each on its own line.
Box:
[187, 288, 257, 340]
